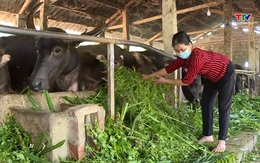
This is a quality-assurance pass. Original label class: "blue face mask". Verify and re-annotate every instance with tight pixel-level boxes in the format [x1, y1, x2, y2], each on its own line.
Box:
[177, 49, 191, 59]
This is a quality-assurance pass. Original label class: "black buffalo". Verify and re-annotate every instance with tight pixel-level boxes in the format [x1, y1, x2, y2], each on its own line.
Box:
[0, 2, 105, 93]
[29, 29, 80, 92]
[76, 44, 167, 91]
[234, 64, 255, 94]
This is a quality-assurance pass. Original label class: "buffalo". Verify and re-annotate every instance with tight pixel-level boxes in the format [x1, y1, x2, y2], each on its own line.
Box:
[234, 64, 256, 94]
[76, 43, 168, 91]
[0, 2, 105, 93]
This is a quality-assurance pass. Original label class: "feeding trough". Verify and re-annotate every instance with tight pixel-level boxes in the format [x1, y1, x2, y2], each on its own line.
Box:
[0, 91, 105, 162]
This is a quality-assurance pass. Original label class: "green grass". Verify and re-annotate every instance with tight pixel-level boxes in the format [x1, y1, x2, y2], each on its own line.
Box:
[0, 66, 259, 162]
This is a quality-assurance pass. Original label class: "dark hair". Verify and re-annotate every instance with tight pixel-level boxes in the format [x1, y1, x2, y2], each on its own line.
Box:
[172, 31, 192, 47]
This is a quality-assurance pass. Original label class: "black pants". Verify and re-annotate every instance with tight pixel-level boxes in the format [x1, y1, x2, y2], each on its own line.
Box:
[200, 61, 235, 141]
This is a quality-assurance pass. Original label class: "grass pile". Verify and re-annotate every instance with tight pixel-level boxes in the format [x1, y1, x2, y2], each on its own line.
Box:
[63, 66, 260, 162]
[0, 66, 259, 162]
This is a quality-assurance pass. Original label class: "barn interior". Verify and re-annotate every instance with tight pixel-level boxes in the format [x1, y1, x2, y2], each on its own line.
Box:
[0, 0, 259, 162]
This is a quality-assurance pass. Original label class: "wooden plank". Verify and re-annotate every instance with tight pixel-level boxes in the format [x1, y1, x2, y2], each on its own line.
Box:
[223, 0, 233, 59]
[107, 43, 115, 119]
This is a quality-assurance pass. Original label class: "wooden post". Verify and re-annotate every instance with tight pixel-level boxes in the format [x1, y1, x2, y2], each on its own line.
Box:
[122, 9, 129, 51]
[248, 16, 256, 71]
[16, 14, 26, 28]
[107, 43, 115, 119]
[162, 0, 179, 106]
[17, 0, 33, 28]
[39, 0, 49, 30]
[223, 0, 233, 59]
[248, 16, 256, 96]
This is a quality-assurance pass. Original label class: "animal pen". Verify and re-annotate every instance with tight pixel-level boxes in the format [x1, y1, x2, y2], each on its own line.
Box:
[0, 24, 176, 161]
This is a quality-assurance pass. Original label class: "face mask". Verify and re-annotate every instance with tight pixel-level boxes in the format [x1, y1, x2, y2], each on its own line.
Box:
[177, 49, 191, 59]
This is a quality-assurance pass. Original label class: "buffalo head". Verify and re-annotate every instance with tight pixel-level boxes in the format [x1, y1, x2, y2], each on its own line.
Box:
[26, 2, 106, 92]
[29, 29, 80, 92]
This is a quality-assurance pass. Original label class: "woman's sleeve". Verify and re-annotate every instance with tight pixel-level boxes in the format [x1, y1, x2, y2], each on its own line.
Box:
[165, 58, 183, 74]
[182, 55, 205, 85]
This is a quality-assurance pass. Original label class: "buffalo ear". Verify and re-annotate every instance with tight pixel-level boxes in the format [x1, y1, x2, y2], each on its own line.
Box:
[96, 54, 106, 62]
[133, 52, 144, 65]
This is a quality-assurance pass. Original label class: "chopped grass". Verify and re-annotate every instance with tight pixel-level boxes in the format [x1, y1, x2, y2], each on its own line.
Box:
[62, 66, 260, 162]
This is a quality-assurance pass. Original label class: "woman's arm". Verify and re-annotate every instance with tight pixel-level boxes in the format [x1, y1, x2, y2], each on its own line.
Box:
[154, 77, 189, 86]
[142, 68, 168, 80]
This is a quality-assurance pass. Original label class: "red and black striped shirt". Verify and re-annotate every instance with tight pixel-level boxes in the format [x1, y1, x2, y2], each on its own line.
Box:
[165, 48, 230, 84]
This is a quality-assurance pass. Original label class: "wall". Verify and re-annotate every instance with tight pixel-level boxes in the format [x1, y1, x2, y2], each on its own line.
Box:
[194, 29, 260, 95]
[194, 29, 260, 67]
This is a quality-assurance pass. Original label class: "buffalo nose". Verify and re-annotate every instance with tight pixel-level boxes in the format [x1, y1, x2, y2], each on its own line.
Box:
[31, 80, 42, 91]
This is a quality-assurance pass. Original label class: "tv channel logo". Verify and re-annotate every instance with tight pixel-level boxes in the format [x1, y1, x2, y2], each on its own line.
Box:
[234, 13, 252, 21]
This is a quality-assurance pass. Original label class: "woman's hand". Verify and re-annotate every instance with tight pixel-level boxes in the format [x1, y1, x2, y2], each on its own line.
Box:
[153, 76, 167, 84]
[141, 74, 151, 80]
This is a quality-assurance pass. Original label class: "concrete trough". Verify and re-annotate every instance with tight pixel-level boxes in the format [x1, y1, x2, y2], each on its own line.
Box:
[0, 91, 106, 162]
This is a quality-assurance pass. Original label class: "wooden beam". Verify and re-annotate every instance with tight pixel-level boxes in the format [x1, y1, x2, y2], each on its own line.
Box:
[162, 0, 179, 105]
[122, 9, 129, 50]
[16, 14, 27, 28]
[19, 0, 33, 14]
[132, 15, 162, 26]
[107, 43, 115, 119]
[106, 24, 122, 30]
[134, 0, 225, 25]
[248, 16, 256, 71]
[107, 0, 225, 30]
[39, 0, 49, 30]
[145, 11, 200, 44]
[223, 0, 233, 59]
[145, 32, 162, 44]
[105, 0, 139, 24]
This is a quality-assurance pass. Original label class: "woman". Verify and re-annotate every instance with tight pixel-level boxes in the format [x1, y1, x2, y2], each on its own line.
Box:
[142, 31, 235, 153]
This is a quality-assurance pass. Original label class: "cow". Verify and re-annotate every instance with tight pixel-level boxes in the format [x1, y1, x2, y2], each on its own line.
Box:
[0, 53, 12, 94]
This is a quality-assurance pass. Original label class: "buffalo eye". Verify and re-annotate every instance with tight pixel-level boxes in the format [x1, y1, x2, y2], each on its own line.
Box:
[53, 48, 62, 56]
[55, 48, 61, 53]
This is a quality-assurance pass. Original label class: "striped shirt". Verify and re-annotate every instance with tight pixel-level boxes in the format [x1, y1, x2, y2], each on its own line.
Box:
[165, 48, 230, 84]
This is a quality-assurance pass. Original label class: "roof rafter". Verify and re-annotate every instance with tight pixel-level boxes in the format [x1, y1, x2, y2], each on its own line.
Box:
[107, 0, 225, 30]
